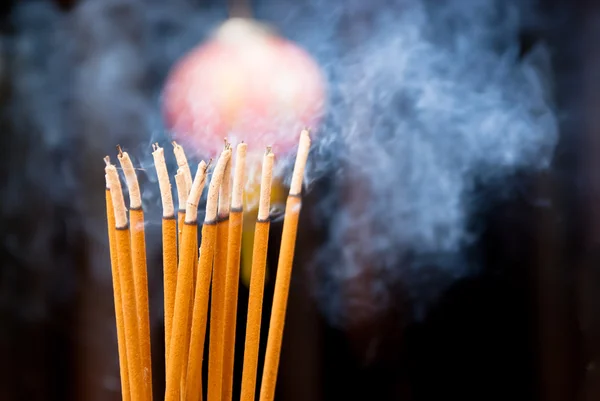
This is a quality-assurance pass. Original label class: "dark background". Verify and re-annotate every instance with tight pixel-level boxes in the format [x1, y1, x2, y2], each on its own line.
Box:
[0, 0, 595, 400]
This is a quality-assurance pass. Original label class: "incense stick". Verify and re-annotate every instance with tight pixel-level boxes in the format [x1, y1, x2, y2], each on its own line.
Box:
[181, 169, 201, 398]
[175, 169, 189, 250]
[105, 167, 131, 401]
[165, 161, 208, 401]
[117, 148, 153, 401]
[173, 141, 193, 195]
[104, 132, 311, 401]
[173, 167, 193, 395]
[259, 131, 310, 401]
[221, 143, 247, 401]
[152, 144, 175, 219]
[186, 147, 232, 401]
[152, 144, 177, 367]
[105, 160, 145, 401]
[240, 148, 274, 401]
[208, 141, 233, 401]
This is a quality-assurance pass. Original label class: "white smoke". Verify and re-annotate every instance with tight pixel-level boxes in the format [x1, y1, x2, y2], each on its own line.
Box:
[263, 0, 558, 324]
[3, 0, 557, 326]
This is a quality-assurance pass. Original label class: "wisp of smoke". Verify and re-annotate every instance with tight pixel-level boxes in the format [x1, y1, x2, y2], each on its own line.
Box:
[3, 0, 557, 328]
[263, 0, 558, 325]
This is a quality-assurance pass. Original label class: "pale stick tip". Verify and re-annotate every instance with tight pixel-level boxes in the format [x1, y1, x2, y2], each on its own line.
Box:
[258, 150, 275, 221]
[300, 128, 311, 143]
[185, 161, 210, 222]
[194, 161, 209, 190]
[106, 164, 128, 228]
[199, 160, 208, 175]
[172, 142, 193, 193]
[104, 155, 111, 166]
[205, 148, 232, 222]
[174, 170, 188, 211]
[218, 151, 233, 217]
[117, 149, 142, 209]
[152, 144, 174, 217]
[152, 144, 163, 156]
[231, 143, 247, 209]
[237, 143, 248, 161]
[289, 130, 312, 196]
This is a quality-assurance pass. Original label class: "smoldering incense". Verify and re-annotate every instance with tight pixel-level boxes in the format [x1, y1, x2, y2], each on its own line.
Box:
[259, 130, 311, 401]
[165, 160, 208, 401]
[103, 132, 309, 401]
[186, 147, 231, 401]
[172, 141, 193, 196]
[152, 144, 177, 368]
[117, 148, 153, 401]
[104, 168, 131, 401]
[240, 147, 274, 401]
[222, 143, 247, 401]
[105, 159, 145, 401]
[208, 140, 233, 401]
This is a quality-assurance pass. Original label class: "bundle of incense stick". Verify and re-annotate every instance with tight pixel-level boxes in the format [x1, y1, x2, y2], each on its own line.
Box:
[104, 130, 311, 401]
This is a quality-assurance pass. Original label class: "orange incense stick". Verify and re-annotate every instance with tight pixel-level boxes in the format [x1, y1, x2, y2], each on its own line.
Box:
[118, 148, 153, 401]
[105, 167, 131, 401]
[175, 170, 189, 252]
[186, 146, 232, 401]
[105, 160, 145, 401]
[174, 169, 192, 395]
[180, 169, 200, 398]
[207, 141, 233, 401]
[221, 143, 247, 401]
[240, 148, 275, 401]
[259, 131, 311, 401]
[174, 143, 192, 305]
[173, 141, 193, 196]
[174, 141, 191, 261]
[165, 161, 208, 401]
[152, 144, 177, 365]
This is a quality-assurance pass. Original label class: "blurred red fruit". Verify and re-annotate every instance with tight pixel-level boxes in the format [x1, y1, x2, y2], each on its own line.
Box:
[162, 18, 326, 157]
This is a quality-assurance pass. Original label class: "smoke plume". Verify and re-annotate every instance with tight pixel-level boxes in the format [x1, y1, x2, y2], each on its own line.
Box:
[2, 0, 557, 328]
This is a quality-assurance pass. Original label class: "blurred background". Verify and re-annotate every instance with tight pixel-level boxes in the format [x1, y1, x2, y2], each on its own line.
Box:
[0, 0, 594, 400]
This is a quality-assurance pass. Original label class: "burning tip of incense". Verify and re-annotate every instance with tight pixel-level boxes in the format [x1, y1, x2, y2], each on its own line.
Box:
[199, 160, 208, 172]
[266, 146, 272, 155]
[152, 143, 160, 152]
[206, 158, 214, 171]
[116, 144, 124, 157]
[299, 129, 312, 147]
[223, 138, 231, 151]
